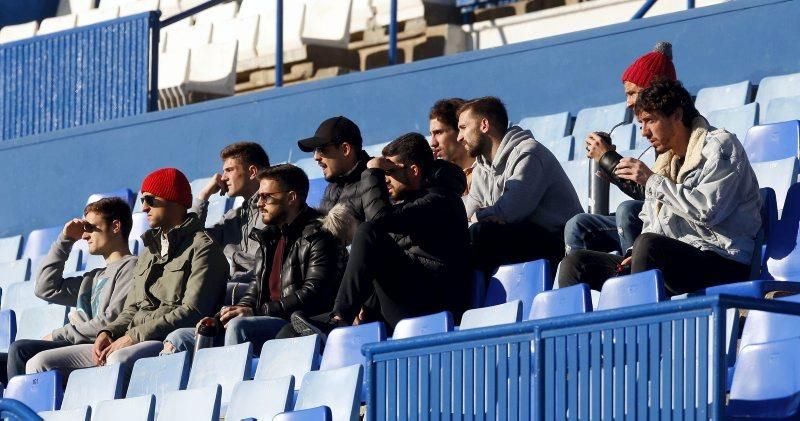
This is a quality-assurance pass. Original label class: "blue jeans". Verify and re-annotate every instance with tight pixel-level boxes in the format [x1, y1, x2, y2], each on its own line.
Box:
[163, 316, 288, 358]
[564, 200, 644, 254]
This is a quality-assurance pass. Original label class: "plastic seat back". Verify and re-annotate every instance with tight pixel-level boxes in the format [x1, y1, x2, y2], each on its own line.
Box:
[294, 157, 324, 180]
[597, 269, 665, 310]
[751, 157, 798, 217]
[61, 363, 125, 411]
[157, 385, 221, 421]
[5, 371, 64, 413]
[363, 142, 390, 158]
[755, 72, 800, 122]
[320, 322, 385, 372]
[274, 406, 333, 421]
[0, 21, 38, 43]
[540, 136, 574, 162]
[187, 343, 252, 411]
[707, 102, 758, 142]
[530, 283, 593, 320]
[738, 293, 800, 357]
[517, 111, 571, 144]
[93, 394, 155, 421]
[3, 281, 46, 312]
[559, 158, 589, 212]
[694, 80, 752, 116]
[204, 198, 232, 228]
[86, 188, 135, 209]
[0, 235, 23, 263]
[38, 406, 90, 420]
[0, 309, 17, 352]
[392, 311, 453, 340]
[127, 352, 190, 400]
[294, 364, 362, 421]
[255, 335, 320, 387]
[307, 178, 328, 209]
[484, 259, 552, 318]
[767, 183, 800, 280]
[0, 258, 31, 292]
[460, 300, 522, 330]
[16, 305, 68, 341]
[571, 102, 630, 144]
[743, 120, 800, 162]
[764, 96, 800, 124]
[23, 226, 62, 261]
[224, 377, 294, 421]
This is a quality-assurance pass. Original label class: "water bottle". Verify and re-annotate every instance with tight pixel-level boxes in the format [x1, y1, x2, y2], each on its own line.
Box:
[194, 317, 218, 352]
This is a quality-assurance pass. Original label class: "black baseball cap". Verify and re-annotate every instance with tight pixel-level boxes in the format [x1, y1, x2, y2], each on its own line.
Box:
[297, 116, 363, 153]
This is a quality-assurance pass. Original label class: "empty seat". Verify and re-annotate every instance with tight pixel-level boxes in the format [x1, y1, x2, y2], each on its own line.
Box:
[38, 407, 90, 421]
[4, 371, 64, 413]
[484, 259, 552, 317]
[23, 226, 62, 261]
[392, 311, 453, 339]
[374, 0, 425, 27]
[56, 0, 96, 15]
[301, 0, 352, 48]
[694, 80, 752, 116]
[755, 72, 800, 123]
[570, 102, 630, 145]
[751, 157, 797, 216]
[225, 377, 294, 421]
[274, 406, 333, 421]
[204, 199, 232, 228]
[129, 211, 150, 243]
[99, 0, 134, 9]
[254, 335, 320, 388]
[349, 0, 372, 34]
[529, 283, 593, 320]
[60, 363, 125, 411]
[93, 394, 155, 421]
[255, 1, 307, 68]
[596, 269, 665, 310]
[187, 343, 252, 412]
[3, 281, 46, 312]
[321, 322, 385, 371]
[764, 95, 800, 124]
[559, 158, 589, 212]
[706, 102, 758, 143]
[83, 253, 105, 272]
[743, 120, 800, 162]
[0, 259, 30, 292]
[0, 21, 38, 43]
[157, 385, 221, 421]
[193, 2, 237, 26]
[460, 300, 522, 330]
[307, 178, 327, 208]
[212, 15, 260, 69]
[158, 49, 191, 108]
[86, 188, 135, 209]
[518, 112, 572, 144]
[126, 352, 190, 400]
[767, 184, 800, 281]
[0, 309, 17, 352]
[119, 0, 159, 17]
[164, 23, 211, 53]
[37, 14, 78, 36]
[184, 41, 238, 97]
[16, 305, 68, 341]
[540, 136, 573, 162]
[294, 364, 362, 421]
[76, 6, 119, 27]
[294, 157, 324, 179]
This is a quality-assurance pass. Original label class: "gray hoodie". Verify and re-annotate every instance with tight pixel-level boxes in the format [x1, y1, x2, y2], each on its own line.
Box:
[35, 233, 137, 344]
[464, 126, 583, 233]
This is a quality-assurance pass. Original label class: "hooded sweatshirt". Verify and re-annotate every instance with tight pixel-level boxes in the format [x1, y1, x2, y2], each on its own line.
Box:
[464, 126, 583, 233]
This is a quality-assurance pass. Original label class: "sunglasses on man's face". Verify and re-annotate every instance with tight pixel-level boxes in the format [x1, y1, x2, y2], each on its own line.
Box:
[82, 222, 99, 233]
[140, 195, 161, 207]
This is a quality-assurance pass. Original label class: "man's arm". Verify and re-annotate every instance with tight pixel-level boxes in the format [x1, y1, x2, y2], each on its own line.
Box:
[35, 233, 87, 307]
[475, 152, 548, 224]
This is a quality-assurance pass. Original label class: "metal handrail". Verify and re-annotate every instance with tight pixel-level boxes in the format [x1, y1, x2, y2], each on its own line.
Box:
[632, 0, 696, 20]
[0, 399, 42, 421]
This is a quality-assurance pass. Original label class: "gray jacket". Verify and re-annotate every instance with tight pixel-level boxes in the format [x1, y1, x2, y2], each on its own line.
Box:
[464, 126, 583, 233]
[640, 117, 761, 264]
[35, 234, 137, 344]
[193, 193, 264, 282]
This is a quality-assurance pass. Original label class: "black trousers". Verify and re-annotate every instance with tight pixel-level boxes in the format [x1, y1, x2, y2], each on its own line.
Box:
[7, 339, 72, 381]
[469, 220, 565, 272]
[558, 233, 751, 296]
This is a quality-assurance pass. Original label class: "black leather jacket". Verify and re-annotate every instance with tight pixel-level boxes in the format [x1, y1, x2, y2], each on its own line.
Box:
[598, 150, 646, 201]
[236, 206, 347, 318]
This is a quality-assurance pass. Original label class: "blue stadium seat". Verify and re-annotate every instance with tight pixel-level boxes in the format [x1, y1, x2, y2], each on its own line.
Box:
[694, 80, 752, 116]
[484, 259, 552, 318]
[126, 352, 190, 400]
[274, 406, 333, 421]
[15, 305, 68, 341]
[86, 188, 135, 209]
[570, 102, 630, 145]
[129, 212, 150, 255]
[707, 102, 758, 142]
[763, 95, 800, 124]
[157, 385, 221, 421]
[83, 253, 105, 272]
[755, 71, 800, 123]
[2, 281, 46, 312]
[22, 226, 61, 261]
[224, 377, 294, 421]
[540, 136, 574, 162]
[187, 342, 252, 412]
[204, 198, 232, 229]
[294, 364, 362, 421]
[460, 300, 522, 330]
[4, 371, 64, 412]
[320, 322, 385, 372]
[38, 406, 90, 421]
[307, 178, 327, 209]
[294, 157, 324, 180]
[743, 120, 799, 162]
[363, 142, 389, 158]
[189, 178, 212, 198]
[254, 335, 320, 389]
[392, 311, 453, 340]
[751, 157, 798, 217]
[727, 337, 800, 420]
[767, 183, 800, 280]
[0, 235, 23, 263]
[610, 123, 636, 151]
[517, 111, 571, 144]
[93, 394, 155, 421]
[596, 269, 665, 310]
[0, 258, 31, 291]
[559, 158, 589, 212]
[529, 283, 593, 320]
[60, 363, 124, 411]
[0, 309, 17, 352]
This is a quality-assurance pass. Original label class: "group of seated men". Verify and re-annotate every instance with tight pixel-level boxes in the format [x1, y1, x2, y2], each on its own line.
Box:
[2, 41, 762, 384]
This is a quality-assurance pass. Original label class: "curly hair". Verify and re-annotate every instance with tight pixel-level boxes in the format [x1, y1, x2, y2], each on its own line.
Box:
[633, 79, 699, 128]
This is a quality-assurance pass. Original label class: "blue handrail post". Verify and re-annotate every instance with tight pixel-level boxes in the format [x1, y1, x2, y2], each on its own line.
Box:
[388, 0, 398, 65]
[711, 304, 726, 419]
[631, 0, 657, 20]
[688, 0, 695, 9]
[149, 11, 161, 111]
[275, 0, 284, 87]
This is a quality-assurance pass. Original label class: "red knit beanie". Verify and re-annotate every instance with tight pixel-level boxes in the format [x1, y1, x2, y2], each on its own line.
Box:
[140, 167, 193, 209]
[621, 41, 677, 88]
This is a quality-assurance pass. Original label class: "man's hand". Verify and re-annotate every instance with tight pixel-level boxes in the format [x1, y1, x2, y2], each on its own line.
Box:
[92, 332, 113, 365]
[619, 256, 632, 267]
[220, 305, 254, 327]
[366, 157, 400, 172]
[614, 157, 653, 185]
[62, 218, 85, 241]
[42, 333, 53, 341]
[198, 173, 225, 201]
[585, 133, 615, 161]
[98, 335, 134, 365]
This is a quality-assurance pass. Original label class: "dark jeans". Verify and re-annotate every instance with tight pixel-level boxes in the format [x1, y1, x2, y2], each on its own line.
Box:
[558, 233, 751, 296]
[7, 339, 72, 381]
[469, 220, 565, 273]
[563, 200, 644, 254]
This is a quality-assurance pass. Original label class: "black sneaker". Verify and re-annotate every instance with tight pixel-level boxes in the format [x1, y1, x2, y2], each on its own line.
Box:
[290, 312, 346, 343]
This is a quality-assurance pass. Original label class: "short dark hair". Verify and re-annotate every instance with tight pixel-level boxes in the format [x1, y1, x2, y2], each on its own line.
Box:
[84, 197, 133, 239]
[382, 132, 435, 175]
[457, 96, 509, 133]
[257, 164, 309, 202]
[429, 98, 465, 131]
[220, 141, 271, 169]
[634, 79, 699, 128]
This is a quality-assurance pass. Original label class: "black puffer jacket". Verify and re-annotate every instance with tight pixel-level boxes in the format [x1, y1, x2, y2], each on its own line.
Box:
[236, 206, 347, 319]
[598, 150, 645, 200]
[319, 150, 371, 219]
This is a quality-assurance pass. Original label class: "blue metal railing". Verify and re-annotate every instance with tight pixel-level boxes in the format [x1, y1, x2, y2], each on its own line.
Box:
[363, 295, 800, 420]
[0, 399, 42, 420]
[633, 0, 696, 20]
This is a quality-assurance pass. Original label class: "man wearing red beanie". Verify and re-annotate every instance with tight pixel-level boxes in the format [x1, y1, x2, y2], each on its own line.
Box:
[564, 42, 677, 260]
[25, 168, 229, 375]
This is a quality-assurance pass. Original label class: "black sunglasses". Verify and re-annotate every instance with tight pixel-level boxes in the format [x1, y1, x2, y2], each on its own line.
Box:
[140, 195, 159, 207]
[83, 222, 99, 233]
